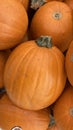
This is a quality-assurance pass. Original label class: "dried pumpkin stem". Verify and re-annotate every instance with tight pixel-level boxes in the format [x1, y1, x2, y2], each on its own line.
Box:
[48, 114, 55, 128]
[70, 108, 73, 116]
[36, 36, 52, 48]
[30, 0, 47, 10]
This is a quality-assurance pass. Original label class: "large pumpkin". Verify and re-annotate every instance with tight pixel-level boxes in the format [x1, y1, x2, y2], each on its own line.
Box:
[65, 0, 73, 11]
[30, 1, 73, 52]
[0, 0, 28, 50]
[54, 84, 73, 130]
[0, 94, 50, 130]
[0, 50, 10, 88]
[4, 36, 66, 110]
[65, 40, 73, 86]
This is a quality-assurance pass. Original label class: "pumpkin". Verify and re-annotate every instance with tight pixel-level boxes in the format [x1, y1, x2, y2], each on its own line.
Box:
[4, 36, 66, 110]
[0, 94, 50, 130]
[30, 1, 73, 52]
[0, 50, 10, 88]
[0, 0, 28, 50]
[31, 0, 63, 10]
[65, 0, 73, 11]
[65, 40, 73, 86]
[54, 83, 73, 130]
[17, 0, 29, 11]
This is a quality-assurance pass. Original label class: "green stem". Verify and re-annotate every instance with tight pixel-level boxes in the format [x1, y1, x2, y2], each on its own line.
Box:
[35, 36, 52, 48]
[30, 0, 47, 10]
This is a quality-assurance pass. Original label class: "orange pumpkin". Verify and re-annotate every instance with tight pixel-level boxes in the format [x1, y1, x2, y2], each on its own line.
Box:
[65, 0, 73, 11]
[31, 0, 63, 10]
[65, 40, 73, 86]
[30, 1, 73, 52]
[17, 0, 29, 11]
[4, 36, 66, 110]
[0, 94, 50, 130]
[0, 50, 11, 88]
[0, 0, 28, 50]
[54, 84, 73, 130]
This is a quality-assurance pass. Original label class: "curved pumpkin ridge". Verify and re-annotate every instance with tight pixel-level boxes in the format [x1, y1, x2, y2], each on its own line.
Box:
[12, 47, 40, 106]
[4, 43, 36, 97]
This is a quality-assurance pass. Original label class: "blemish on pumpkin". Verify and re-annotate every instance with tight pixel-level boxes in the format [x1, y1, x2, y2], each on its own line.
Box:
[70, 108, 73, 116]
[53, 12, 62, 20]
[70, 54, 73, 62]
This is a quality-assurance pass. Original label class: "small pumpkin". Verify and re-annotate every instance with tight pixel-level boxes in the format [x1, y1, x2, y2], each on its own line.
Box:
[31, 0, 63, 10]
[0, 50, 11, 88]
[65, 40, 73, 86]
[0, 94, 50, 130]
[4, 36, 66, 110]
[30, 1, 73, 52]
[0, 0, 28, 50]
[17, 0, 29, 11]
[65, 0, 73, 11]
[54, 83, 73, 130]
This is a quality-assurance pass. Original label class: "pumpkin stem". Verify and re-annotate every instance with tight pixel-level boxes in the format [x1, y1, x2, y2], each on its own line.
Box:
[70, 108, 73, 116]
[48, 114, 56, 128]
[35, 36, 52, 48]
[30, 0, 47, 10]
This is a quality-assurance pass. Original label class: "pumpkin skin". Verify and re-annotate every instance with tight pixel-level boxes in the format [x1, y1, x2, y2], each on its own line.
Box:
[0, 0, 28, 50]
[4, 36, 66, 110]
[17, 0, 29, 11]
[65, 0, 73, 11]
[0, 50, 10, 88]
[21, 31, 29, 42]
[54, 84, 73, 130]
[30, 1, 73, 52]
[0, 94, 50, 130]
[65, 40, 73, 86]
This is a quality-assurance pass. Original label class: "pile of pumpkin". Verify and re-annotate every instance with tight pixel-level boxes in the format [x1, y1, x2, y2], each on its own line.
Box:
[0, 0, 73, 130]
